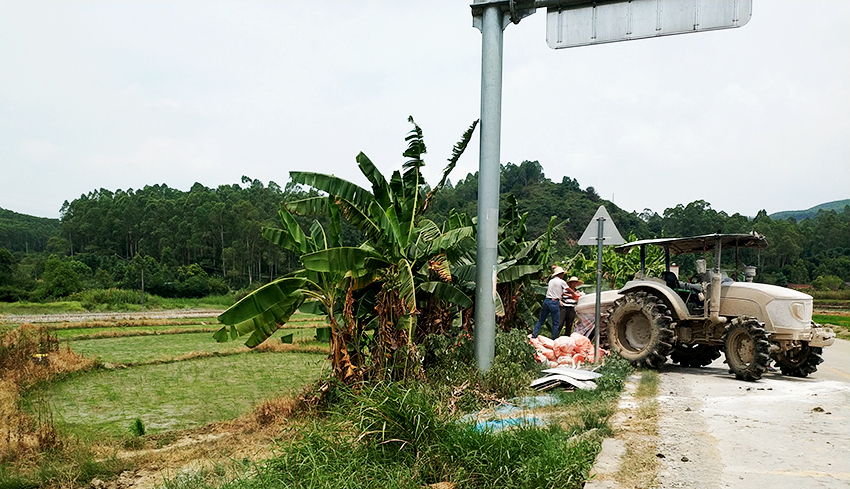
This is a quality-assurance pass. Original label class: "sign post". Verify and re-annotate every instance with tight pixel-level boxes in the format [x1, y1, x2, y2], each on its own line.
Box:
[578, 205, 625, 363]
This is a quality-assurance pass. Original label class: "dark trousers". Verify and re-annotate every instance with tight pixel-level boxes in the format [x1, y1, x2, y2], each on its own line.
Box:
[532, 298, 560, 338]
[559, 306, 576, 336]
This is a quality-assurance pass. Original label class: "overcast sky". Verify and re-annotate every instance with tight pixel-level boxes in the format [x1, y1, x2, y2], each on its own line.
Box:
[1, 1, 848, 220]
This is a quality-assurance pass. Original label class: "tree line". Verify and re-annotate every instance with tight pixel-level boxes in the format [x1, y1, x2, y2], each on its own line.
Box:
[0, 161, 847, 303]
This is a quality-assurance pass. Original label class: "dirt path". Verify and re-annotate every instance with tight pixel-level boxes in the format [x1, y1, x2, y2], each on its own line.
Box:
[0, 309, 224, 324]
[655, 339, 850, 488]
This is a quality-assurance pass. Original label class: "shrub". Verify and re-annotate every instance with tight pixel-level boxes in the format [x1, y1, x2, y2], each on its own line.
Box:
[812, 274, 844, 291]
[68, 288, 144, 309]
[0, 286, 28, 303]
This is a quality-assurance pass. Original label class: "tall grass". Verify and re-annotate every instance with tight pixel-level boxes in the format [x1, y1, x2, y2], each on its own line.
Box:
[810, 289, 850, 300]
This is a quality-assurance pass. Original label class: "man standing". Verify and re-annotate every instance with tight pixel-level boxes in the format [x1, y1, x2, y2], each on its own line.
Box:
[560, 276, 584, 335]
[532, 266, 568, 339]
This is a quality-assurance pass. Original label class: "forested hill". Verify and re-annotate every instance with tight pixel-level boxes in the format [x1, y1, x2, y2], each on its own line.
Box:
[0, 207, 60, 253]
[0, 162, 848, 301]
[769, 199, 850, 221]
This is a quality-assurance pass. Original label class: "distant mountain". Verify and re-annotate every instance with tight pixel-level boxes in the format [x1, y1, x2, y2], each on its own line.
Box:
[769, 199, 850, 221]
[0, 207, 61, 253]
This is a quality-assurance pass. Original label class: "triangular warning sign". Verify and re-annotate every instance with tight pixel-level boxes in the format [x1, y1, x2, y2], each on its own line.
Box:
[577, 205, 625, 246]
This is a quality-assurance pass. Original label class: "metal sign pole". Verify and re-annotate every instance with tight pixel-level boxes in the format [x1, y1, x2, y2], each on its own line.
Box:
[473, 3, 504, 372]
[594, 217, 603, 364]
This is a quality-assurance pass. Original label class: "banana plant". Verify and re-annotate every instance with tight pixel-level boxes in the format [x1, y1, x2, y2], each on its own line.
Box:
[213, 201, 371, 381]
[219, 117, 478, 381]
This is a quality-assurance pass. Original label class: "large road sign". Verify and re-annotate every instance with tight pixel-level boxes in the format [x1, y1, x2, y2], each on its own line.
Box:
[546, 0, 752, 49]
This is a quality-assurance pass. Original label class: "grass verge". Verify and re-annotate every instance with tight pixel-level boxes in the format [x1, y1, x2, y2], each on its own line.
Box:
[614, 370, 659, 489]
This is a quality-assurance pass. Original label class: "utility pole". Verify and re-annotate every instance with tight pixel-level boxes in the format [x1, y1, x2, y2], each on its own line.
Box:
[471, 1, 505, 372]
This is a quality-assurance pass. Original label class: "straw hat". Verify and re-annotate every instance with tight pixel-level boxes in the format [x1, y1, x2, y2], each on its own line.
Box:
[551, 266, 565, 277]
[567, 276, 583, 285]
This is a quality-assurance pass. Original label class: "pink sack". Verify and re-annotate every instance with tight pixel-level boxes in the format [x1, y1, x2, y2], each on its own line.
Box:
[537, 335, 555, 349]
[553, 336, 575, 357]
[556, 355, 571, 365]
[571, 332, 592, 354]
[542, 349, 557, 362]
[535, 352, 547, 364]
[572, 353, 586, 365]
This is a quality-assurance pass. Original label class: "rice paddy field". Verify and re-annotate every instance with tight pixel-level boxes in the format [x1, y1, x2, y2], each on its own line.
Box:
[19, 313, 331, 439]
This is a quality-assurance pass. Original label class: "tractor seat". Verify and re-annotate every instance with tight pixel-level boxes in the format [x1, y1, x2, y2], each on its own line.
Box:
[661, 271, 679, 290]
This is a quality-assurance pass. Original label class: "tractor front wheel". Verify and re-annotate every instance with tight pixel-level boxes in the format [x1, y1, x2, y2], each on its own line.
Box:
[604, 292, 675, 368]
[774, 344, 823, 378]
[724, 317, 770, 381]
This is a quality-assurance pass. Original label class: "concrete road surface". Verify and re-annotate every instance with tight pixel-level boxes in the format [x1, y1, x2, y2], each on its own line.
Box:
[656, 338, 850, 489]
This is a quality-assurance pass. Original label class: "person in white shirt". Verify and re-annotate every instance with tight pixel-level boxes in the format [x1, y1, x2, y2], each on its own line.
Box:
[531, 266, 567, 339]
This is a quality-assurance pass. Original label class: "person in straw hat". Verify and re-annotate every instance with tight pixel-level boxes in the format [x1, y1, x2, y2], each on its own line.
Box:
[559, 276, 584, 335]
[531, 266, 568, 339]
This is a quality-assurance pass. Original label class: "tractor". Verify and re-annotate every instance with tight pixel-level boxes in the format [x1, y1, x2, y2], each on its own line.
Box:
[599, 233, 834, 381]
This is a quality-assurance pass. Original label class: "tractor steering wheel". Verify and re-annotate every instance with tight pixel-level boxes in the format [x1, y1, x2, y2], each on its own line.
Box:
[689, 273, 702, 284]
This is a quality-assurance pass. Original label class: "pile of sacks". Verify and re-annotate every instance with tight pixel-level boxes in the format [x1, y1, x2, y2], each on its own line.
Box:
[529, 332, 607, 367]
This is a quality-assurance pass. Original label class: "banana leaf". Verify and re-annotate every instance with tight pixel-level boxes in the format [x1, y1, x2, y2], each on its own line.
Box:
[335, 198, 382, 242]
[298, 300, 326, 316]
[429, 226, 474, 252]
[290, 171, 376, 212]
[397, 259, 417, 313]
[357, 153, 392, 209]
[285, 196, 328, 216]
[215, 277, 308, 347]
[450, 264, 477, 284]
[425, 120, 478, 208]
[419, 281, 473, 308]
[301, 247, 388, 273]
[497, 264, 544, 283]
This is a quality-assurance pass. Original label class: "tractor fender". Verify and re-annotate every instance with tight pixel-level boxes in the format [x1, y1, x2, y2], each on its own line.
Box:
[619, 280, 690, 321]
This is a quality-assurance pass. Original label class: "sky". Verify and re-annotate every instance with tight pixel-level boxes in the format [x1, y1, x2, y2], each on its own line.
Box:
[1, 1, 848, 220]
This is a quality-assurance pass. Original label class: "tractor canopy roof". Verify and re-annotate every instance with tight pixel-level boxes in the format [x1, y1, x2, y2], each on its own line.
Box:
[613, 232, 768, 255]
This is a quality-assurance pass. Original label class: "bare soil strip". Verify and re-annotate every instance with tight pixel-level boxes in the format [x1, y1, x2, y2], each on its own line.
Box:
[0, 309, 224, 324]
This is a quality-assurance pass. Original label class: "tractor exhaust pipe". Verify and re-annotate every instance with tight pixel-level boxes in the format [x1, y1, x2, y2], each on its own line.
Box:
[710, 239, 727, 325]
[709, 270, 727, 325]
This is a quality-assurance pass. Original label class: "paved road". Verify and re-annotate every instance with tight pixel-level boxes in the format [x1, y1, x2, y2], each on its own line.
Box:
[657, 338, 850, 488]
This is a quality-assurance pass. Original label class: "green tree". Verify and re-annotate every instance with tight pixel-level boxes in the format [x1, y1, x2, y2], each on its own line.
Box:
[33, 255, 82, 300]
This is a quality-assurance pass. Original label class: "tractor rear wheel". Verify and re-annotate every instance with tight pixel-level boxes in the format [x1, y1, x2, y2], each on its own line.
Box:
[604, 292, 675, 368]
[724, 317, 770, 381]
[671, 344, 722, 368]
[774, 344, 823, 378]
